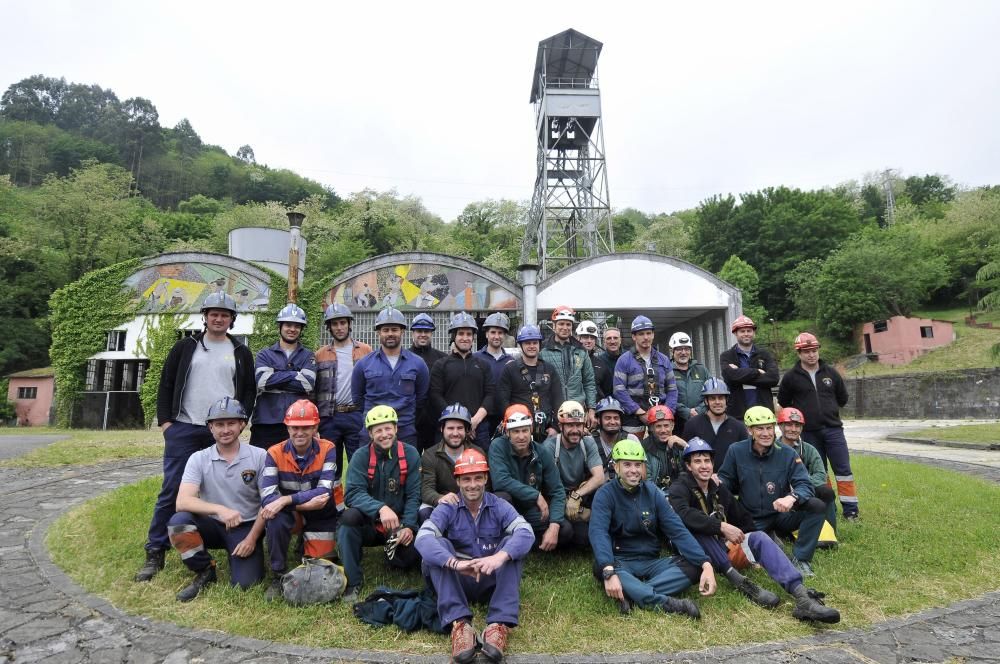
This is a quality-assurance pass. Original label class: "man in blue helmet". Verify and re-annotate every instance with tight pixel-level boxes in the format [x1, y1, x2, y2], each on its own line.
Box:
[315, 302, 372, 473]
[250, 303, 317, 449]
[136, 292, 256, 583]
[613, 315, 678, 436]
[409, 312, 447, 450]
[476, 312, 514, 435]
[669, 437, 840, 622]
[497, 325, 563, 442]
[682, 377, 749, 466]
[592, 396, 640, 480]
[419, 404, 488, 522]
[429, 312, 495, 449]
[352, 307, 430, 446]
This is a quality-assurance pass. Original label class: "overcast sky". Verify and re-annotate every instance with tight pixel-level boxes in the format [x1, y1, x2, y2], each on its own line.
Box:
[4, 1, 999, 220]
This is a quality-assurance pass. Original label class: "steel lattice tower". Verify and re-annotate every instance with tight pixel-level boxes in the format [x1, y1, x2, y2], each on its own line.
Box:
[520, 29, 613, 280]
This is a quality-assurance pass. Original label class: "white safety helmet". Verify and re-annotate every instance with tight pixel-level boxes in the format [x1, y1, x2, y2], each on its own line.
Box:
[575, 321, 599, 338]
[669, 332, 693, 349]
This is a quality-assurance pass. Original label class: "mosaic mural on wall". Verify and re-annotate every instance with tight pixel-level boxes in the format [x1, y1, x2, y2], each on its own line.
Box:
[324, 263, 519, 311]
[125, 262, 271, 313]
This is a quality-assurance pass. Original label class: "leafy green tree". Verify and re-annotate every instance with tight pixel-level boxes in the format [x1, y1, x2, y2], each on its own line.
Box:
[0, 75, 66, 124]
[718, 256, 768, 323]
[634, 211, 694, 261]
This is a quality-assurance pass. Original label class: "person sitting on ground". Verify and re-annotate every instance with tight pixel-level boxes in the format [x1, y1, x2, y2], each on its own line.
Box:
[668, 438, 840, 622]
[167, 397, 267, 602]
[777, 407, 838, 530]
[416, 449, 534, 664]
[338, 405, 422, 603]
[589, 439, 716, 619]
[641, 405, 688, 493]
[419, 404, 488, 522]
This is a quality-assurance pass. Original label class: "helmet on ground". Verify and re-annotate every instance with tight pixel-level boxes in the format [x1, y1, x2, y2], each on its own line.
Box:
[777, 407, 806, 425]
[551, 305, 576, 323]
[731, 315, 757, 333]
[744, 406, 777, 427]
[374, 307, 407, 329]
[630, 315, 654, 333]
[201, 292, 237, 317]
[410, 313, 435, 330]
[516, 325, 544, 343]
[683, 437, 714, 460]
[557, 400, 586, 423]
[646, 405, 674, 424]
[453, 448, 489, 476]
[595, 397, 625, 416]
[284, 399, 320, 426]
[794, 332, 821, 351]
[448, 311, 478, 332]
[612, 439, 647, 462]
[701, 377, 731, 397]
[277, 303, 308, 326]
[282, 558, 347, 605]
[365, 405, 398, 429]
[575, 321, 599, 337]
[323, 302, 353, 323]
[205, 397, 248, 422]
[483, 312, 510, 332]
[439, 403, 472, 427]
[668, 332, 692, 349]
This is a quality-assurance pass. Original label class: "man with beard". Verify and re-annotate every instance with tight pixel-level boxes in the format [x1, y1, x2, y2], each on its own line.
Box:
[592, 397, 640, 480]
[339, 405, 423, 603]
[682, 378, 749, 465]
[540, 306, 597, 428]
[669, 439, 840, 622]
[720, 316, 779, 419]
[541, 401, 606, 546]
[429, 312, 495, 449]
[589, 439, 715, 618]
[409, 313, 447, 450]
[352, 307, 429, 446]
[315, 303, 371, 473]
[613, 316, 678, 435]
[416, 448, 534, 664]
[667, 332, 710, 438]
[641, 405, 688, 493]
[777, 407, 838, 531]
[419, 404, 488, 522]
[496, 325, 563, 442]
[577, 320, 612, 401]
[488, 407, 567, 551]
[250, 304, 317, 449]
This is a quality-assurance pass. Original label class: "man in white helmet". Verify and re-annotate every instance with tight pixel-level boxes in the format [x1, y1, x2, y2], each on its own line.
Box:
[577, 320, 612, 401]
[667, 332, 711, 438]
[540, 306, 597, 428]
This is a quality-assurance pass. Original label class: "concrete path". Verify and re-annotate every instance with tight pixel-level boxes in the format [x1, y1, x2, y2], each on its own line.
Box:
[0, 434, 67, 461]
[0, 422, 998, 663]
[846, 419, 1000, 469]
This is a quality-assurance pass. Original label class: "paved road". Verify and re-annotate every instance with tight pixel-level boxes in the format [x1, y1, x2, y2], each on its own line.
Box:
[0, 422, 997, 663]
[846, 419, 1000, 468]
[0, 434, 67, 461]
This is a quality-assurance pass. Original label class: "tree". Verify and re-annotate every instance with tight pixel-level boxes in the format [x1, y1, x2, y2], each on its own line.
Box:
[975, 258, 1000, 363]
[171, 118, 202, 159]
[236, 144, 256, 164]
[718, 255, 768, 323]
[0, 75, 66, 124]
[634, 211, 694, 261]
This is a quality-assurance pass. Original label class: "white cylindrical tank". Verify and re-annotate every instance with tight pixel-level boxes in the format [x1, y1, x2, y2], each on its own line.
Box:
[228, 227, 307, 282]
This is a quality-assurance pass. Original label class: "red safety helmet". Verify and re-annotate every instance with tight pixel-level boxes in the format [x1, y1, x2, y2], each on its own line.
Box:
[794, 332, 821, 351]
[284, 399, 320, 426]
[551, 305, 576, 322]
[777, 407, 806, 425]
[731, 315, 757, 333]
[453, 448, 490, 477]
[646, 405, 674, 424]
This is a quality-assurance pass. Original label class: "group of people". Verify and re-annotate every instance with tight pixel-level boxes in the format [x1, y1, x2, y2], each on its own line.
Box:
[133, 295, 857, 662]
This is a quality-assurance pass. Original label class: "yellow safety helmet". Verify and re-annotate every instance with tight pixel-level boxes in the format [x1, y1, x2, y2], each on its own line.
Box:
[365, 405, 398, 429]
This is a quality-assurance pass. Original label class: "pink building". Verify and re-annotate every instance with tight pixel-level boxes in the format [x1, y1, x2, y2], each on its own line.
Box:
[860, 316, 956, 366]
[6, 367, 55, 427]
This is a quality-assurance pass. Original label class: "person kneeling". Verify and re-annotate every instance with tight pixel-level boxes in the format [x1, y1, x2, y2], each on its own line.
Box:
[668, 438, 840, 622]
[416, 449, 534, 664]
[589, 440, 716, 619]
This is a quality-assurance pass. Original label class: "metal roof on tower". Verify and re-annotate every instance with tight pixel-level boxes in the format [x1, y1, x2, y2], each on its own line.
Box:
[529, 29, 604, 103]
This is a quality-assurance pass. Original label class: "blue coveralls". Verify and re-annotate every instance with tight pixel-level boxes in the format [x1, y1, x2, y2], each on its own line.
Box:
[250, 343, 317, 448]
[612, 350, 678, 430]
[352, 348, 429, 445]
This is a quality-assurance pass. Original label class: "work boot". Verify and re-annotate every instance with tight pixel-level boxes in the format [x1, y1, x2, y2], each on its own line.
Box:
[790, 584, 840, 623]
[659, 597, 701, 620]
[481, 622, 509, 663]
[175, 566, 217, 602]
[134, 549, 165, 582]
[791, 557, 815, 578]
[342, 585, 362, 605]
[264, 573, 284, 602]
[450, 620, 479, 664]
[725, 567, 780, 608]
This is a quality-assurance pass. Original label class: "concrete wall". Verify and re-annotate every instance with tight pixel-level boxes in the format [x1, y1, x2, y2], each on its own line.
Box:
[842, 367, 1000, 419]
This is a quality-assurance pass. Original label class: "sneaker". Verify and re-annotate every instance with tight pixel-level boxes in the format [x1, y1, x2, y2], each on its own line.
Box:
[451, 620, 479, 664]
[481, 622, 509, 663]
[843, 512, 860, 522]
[659, 597, 701, 620]
[264, 574, 284, 602]
[175, 566, 217, 602]
[791, 557, 815, 578]
[134, 549, 165, 582]
[341, 585, 362, 604]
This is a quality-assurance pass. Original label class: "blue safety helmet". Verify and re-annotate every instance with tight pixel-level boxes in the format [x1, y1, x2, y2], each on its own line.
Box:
[201, 292, 237, 329]
[374, 307, 407, 329]
[701, 377, 731, 397]
[323, 302, 353, 323]
[595, 396, 625, 416]
[411, 313, 435, 330]
[630, 315, 654, 333]
[683, 437, 715, 460]
[482, 312, 510, 332]
[205, 397, 248, 422]
[448, 311, 478, 333]
[277, 303, 308, 326]
[438, 402, 472, 427]
[515, 324, 544, 343]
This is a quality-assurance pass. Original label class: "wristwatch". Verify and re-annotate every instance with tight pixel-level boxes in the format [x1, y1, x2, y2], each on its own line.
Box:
[602, 566, 617, 580]
[570, 491, 581, 500]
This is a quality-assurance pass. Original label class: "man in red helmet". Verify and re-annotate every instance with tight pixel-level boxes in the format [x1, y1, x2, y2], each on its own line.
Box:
[416, 448, 535, 664]
[641, 405, 688, 492]
[777, 333, 858, 521]
[776, 407, 838, 529]
[720, 315, 779, 419]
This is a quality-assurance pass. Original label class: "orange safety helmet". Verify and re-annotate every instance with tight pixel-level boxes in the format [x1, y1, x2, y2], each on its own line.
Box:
[777, 407, 806, 425]
[551, 305, 576, 322]
[453, 448, 490, 476]
[284, 399, 320, 426]
[646, 405, 674, 424]
[793, 332, 821, 351]
[731, 315, 757, 333]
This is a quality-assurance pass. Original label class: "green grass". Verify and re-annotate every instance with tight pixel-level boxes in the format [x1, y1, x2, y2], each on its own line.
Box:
[0, 426, 68, 435]
[0, 428, 162, 467]
[904, 423, 1000, 446]
[47, 456, 1000, 654]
